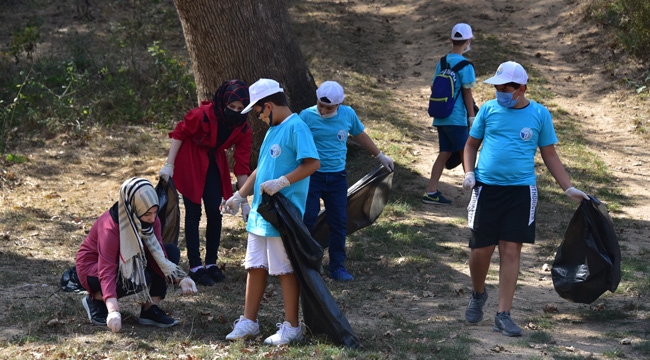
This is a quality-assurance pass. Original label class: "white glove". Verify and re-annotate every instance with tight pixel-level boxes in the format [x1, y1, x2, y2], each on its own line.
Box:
[241, 201, 251, 222]
[159, 163, 174, 181]
[106, 311, 121, 333]
[463, 171, 475, 190]
[179, 277, 197, 295]
[468, 116, 476, 127]
[260, 176, 290, 195]
[564, 187, 589, 203]
[222, 191, 245, 215]
[376, 152, 395, 172]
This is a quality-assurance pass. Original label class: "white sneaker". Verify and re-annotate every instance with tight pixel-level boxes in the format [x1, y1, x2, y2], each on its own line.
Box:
[263, 321, 304, 345]
[225, 315, 260, 340]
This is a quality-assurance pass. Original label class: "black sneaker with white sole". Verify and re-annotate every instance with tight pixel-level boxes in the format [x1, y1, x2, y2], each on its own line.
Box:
[138, 304, 179, 328]
[82, 294, 108, 326]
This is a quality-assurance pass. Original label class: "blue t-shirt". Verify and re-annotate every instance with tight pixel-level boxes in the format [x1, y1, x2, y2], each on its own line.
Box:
[299, 105, 365, 172]
[470, 99, 558, 186]
[246, 114, 320, 237]
[432, 53, 476, 127]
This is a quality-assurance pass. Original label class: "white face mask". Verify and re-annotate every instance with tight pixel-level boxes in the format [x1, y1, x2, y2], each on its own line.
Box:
[463, 42, 471, 53]
[320, 110, 337, 119]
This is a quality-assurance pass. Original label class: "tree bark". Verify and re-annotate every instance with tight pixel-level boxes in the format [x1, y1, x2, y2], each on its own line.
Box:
[173, 0, 317, 168]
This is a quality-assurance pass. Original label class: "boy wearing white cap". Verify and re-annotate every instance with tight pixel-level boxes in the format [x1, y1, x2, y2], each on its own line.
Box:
[423, 23, 476, 205]
[223, 78, 320, 345]
[462, 61, 589, 337]
[299, 80, 394, 281]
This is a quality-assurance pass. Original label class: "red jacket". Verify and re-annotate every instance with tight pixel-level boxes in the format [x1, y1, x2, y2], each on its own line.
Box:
[75, 211, 166, 302]
[169, 101, 252, 204]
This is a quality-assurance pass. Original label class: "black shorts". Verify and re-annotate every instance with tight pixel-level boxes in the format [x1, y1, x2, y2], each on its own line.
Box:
[467, 183, 538, 248]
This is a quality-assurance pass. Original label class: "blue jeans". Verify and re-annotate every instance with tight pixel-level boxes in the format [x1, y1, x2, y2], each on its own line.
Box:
[183, 159, 223, 268]
[303, 170, 348, 272]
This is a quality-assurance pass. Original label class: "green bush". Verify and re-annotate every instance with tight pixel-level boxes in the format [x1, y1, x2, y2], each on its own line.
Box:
[588, 0, 650, 60]
[0, 3, 196, 153]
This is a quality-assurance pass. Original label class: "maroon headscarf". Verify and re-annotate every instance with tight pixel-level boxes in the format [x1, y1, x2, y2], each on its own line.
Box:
[213, 79, 250, 127]
[212, 80, 250, 148]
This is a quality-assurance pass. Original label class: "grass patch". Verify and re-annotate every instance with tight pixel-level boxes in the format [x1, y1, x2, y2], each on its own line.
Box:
[529, 330, 553, 344]
[602, 347, 626, 358]
[633, 340, 650, 357]
[619, 256, 650, 297]
[577, 308, 630, 322]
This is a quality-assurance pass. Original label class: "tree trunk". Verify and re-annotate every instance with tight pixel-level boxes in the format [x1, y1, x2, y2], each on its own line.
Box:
[172, 0, 317, 169]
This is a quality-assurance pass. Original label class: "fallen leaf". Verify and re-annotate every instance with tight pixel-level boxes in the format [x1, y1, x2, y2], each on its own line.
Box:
[526, 322, 539, 330]
[490, 345, 505, 352]
[543, 305, 559, 313]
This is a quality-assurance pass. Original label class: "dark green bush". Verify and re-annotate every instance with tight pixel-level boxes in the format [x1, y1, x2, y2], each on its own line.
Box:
[0, 1, 196, 153]
[588, 0, 650, 61]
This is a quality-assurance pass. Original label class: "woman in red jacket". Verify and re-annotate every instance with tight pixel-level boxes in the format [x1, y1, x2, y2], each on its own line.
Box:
[76, 177, 196, 332]
[159, 80, 252, 286]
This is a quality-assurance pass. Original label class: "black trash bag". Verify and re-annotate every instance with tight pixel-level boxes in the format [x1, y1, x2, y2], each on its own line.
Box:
[257, 193, 361, 349]
[445, 152, 462, 170]
[258, 193, 324, 270]
[60, 266, 85, 293]
[155, 178, 180, 245]
[551, 196, 621, 304]
[311, 165, 393, 248]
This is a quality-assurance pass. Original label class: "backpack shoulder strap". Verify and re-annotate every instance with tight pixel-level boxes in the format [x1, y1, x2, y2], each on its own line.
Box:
[451, 60, 472, 73]
[439, 55, 449, 70]
[450, 60, 473, 99]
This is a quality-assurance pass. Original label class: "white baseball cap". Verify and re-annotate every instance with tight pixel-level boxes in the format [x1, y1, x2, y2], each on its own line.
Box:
[241, 78, 284, 114]
[316, 81, 345, 105]
[484, 61, 529, 85]
[451, 23, 473, 41]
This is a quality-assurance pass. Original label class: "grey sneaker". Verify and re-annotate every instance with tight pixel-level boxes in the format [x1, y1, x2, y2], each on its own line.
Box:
[493, 311, 522, 337]
[465, 289, 488, 323]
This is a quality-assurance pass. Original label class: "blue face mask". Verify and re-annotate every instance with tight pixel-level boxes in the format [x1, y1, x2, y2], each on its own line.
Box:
[496, 90, 519, 108]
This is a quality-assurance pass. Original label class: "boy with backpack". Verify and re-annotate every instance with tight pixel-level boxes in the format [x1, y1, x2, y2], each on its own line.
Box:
[422, 23, 476, 205]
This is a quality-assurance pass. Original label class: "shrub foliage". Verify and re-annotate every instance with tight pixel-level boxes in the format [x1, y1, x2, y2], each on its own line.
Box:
[0, 1, 196, 153]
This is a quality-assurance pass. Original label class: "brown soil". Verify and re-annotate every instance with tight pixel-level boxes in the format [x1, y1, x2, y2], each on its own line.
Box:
[347, 0, 650, 357]
[2, 0, 650, 358]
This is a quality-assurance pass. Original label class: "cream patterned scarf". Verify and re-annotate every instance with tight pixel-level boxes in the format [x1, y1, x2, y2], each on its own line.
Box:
[118, 178, 186, 301]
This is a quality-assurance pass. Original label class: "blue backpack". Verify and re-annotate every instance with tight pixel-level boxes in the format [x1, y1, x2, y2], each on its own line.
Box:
[427, 55, 472, 118]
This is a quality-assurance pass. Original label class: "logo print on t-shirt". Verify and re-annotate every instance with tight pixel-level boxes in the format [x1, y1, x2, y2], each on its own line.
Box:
[337, 130, 347, 142]
[270, 144, 281, 158]
[520, 128, 533, 141]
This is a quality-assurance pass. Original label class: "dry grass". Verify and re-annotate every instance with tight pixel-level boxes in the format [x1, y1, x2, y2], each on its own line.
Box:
[2, 0, 650, 359]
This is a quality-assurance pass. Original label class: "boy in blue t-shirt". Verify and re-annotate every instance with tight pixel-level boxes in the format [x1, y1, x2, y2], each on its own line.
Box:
[222, 78, 320, 346]
[462, 61, 589, 337]
[423, 23, 477, 205]
[299, 81, 394, 282]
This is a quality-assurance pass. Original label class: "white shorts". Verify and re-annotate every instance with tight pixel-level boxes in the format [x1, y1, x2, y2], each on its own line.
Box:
[244, 233, 294, 276]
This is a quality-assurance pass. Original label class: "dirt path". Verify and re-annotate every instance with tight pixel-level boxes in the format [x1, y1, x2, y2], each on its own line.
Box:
[348, 0, 649, 357]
